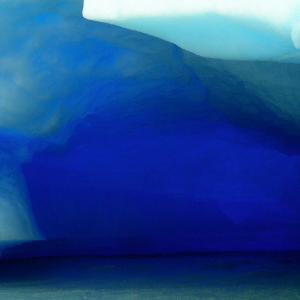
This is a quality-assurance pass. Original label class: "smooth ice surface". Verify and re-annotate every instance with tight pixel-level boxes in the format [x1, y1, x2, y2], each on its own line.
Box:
[0, 164, 39, 242]
[0, 138, 41, 243]
[83, 0, 300, 60]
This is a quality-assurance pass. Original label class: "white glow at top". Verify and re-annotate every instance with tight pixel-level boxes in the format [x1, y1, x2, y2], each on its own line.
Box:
[83, 0, 300, 27]
[83, 0, 300, 59]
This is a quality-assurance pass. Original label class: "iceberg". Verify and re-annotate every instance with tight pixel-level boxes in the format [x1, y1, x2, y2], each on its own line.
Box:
[1, 0, 300, 256]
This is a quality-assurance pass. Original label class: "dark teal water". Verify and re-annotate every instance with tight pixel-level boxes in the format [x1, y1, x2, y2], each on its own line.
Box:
[0, 253, 300, 299]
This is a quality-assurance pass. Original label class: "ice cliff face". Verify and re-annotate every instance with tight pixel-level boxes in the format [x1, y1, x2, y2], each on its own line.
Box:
[1, 0, 300, 256]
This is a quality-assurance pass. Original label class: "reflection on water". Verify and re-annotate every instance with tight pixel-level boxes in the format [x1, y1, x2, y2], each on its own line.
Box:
[0, 252, 299, 299]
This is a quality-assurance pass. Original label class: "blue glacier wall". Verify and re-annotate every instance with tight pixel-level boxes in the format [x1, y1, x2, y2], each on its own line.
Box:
[1, 0, 300, 257]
